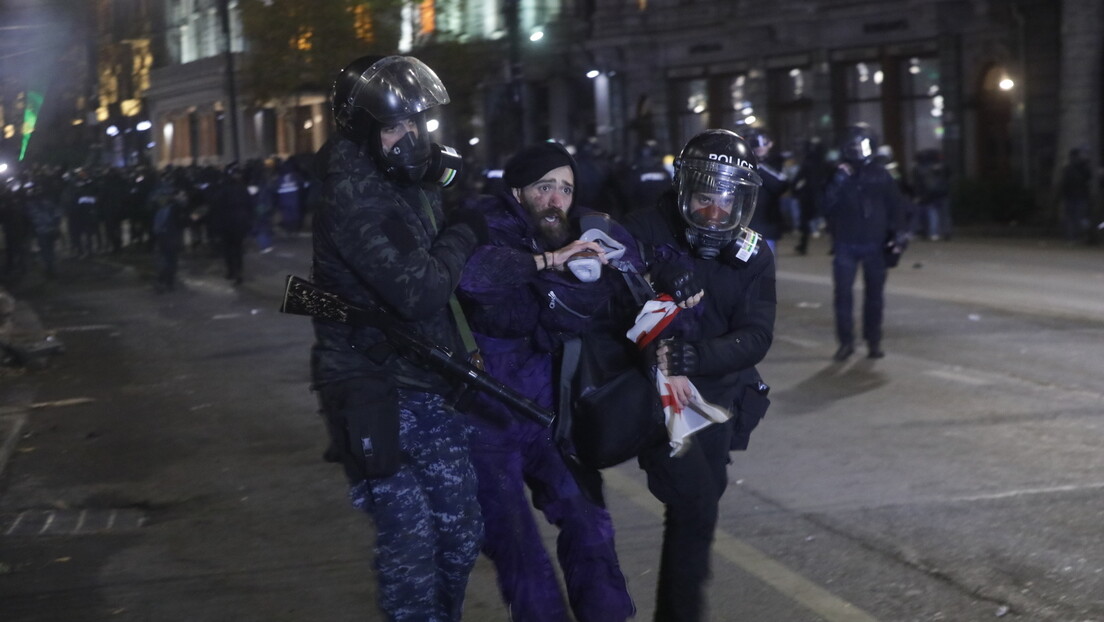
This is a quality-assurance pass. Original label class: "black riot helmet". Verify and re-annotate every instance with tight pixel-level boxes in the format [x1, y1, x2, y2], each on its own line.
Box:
[673, 129, 764, 260]
[839, 123, 878, 165]
[331, 55, 461, 186]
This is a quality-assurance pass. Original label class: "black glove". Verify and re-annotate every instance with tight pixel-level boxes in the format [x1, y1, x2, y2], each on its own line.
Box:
[661, 339, 699, 376]
[445, 207, 489, 246]
[653, 262, 702, 304]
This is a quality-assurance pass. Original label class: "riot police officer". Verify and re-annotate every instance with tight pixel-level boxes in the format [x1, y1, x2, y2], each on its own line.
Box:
[310, 55, 486, 621]
[624, 129, 776, 622]
[822, 123, 907, 360]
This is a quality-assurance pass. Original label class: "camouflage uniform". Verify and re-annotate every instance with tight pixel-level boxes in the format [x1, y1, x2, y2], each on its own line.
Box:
[311, 135, 484, 621]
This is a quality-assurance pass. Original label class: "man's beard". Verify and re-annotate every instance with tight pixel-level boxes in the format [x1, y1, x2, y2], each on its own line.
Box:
[532, 207, 572, 249]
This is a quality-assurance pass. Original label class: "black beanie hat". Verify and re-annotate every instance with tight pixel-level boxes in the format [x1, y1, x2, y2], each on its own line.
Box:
[503, 141, 577, 189]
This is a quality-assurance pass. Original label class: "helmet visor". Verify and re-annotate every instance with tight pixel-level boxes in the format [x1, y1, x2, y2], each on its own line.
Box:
[677, 159, 761, 232]
[349, 56, 450, 125]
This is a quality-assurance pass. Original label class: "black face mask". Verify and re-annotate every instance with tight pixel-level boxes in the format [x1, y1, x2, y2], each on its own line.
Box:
[380, 135, 463, 188]
[383, 130, 432, 183]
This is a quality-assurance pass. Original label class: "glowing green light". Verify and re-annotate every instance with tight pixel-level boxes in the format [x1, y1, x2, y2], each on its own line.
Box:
[19, 91, 43, 161]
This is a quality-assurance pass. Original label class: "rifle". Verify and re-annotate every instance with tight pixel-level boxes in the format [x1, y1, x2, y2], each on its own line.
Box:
[279, 275, 554, 428]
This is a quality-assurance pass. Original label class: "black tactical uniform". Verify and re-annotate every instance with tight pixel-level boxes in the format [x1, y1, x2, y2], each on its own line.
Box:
[310, 55, 485, 622]
[624, 130, 776, 622]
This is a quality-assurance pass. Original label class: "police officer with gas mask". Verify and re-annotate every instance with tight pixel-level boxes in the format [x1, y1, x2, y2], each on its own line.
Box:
[310, 55, 487, 621]
[623, 129, 776, 622]
[822, 123, 907, 361]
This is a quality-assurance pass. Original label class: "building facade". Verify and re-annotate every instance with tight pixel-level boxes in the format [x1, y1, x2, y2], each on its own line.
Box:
[3, 0, 1097, 224]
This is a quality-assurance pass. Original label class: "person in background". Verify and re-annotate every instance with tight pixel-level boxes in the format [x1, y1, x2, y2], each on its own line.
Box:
[792, 137, 829, 255]
[24, 180, 63, 279]
[150, 170, 189, 293]
[210, 163, 254, 285]
[1060, 147, 1092, 245]
[309, 54, 487, 621]
[822, 123, 907, 361]
[911, 148, 952, 241]
[743, 127, 788, 255]
[620, 139, 673, 216]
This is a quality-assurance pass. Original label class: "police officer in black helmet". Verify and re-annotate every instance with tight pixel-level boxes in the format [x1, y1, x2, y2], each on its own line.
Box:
[822, 122, 907, 361]
[310, 55, 487, 621]
[623, 129, 776, 622]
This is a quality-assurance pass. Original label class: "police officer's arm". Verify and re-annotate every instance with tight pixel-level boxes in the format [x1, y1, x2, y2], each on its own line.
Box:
[335, 193, 484, 322]
[692, 256, 777, 375]
[820, 166, 851, 221]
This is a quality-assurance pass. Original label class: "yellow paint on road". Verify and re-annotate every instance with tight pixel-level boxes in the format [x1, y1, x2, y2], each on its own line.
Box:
[603, 467, 880, 622]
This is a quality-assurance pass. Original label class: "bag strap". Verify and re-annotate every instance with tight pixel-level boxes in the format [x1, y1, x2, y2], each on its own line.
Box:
[417, 189, 481, 362]
[555, 337, 582, 450]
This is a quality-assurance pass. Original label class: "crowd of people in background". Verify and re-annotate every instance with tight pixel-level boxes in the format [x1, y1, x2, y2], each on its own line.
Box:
[3, 126, 1101, 292]
[0, 157, 316, 287]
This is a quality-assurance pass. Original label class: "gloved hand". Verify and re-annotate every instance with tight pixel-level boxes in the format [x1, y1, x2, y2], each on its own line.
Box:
[445, 207, 489, 246]
[653, 262, 702, 305]
[658, 339, 699, 376]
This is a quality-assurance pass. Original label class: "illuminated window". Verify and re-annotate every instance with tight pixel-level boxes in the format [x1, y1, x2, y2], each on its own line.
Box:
[900, 56, 943, 162]
[419, 0, 435, 36]
[293, 27, 313, 51]
[840, 60, 883, 133]
[352, 4, 374, 43]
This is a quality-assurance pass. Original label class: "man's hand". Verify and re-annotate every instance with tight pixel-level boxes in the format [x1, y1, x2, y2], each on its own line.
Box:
[657, 339, 699, 377]
[547, 239, 606, 271]
[663, 374, 695, 410]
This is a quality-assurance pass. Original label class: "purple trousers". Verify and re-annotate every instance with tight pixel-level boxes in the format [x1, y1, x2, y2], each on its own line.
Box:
[470, 417, 635, 622]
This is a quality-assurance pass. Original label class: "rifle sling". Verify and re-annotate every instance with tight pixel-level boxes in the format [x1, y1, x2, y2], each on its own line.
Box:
[417, 188, 480, 360]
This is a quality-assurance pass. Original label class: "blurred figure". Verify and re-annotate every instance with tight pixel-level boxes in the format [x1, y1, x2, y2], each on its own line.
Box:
[1, 179, 31, 278]
[912, 148, 952, 240]
[573, 137, 622, 215]
[823, 123, 907, 361]
[620, 139, 673, 215]
[100, 168, 127, 254]
[250, 159, 276, 253]
[67, 170, 99, 258]
[210, 163, 254, 285]
[792, 137, 830, 255]
[743, 127, 789, 255]
[1060, 147, 1092, 244]
[273, 159, 304, 234]
[24, 181, 63, 278]
[150, 171, 189, 293]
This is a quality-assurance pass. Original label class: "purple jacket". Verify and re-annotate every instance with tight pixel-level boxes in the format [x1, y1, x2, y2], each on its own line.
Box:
[456, 191, 646, 425]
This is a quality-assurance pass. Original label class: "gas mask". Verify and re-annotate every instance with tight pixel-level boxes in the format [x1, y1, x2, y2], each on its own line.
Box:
[567, 228, 626, 282]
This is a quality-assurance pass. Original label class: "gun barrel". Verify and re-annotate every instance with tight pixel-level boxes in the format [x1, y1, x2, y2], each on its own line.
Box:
[281, 275, 555, 427]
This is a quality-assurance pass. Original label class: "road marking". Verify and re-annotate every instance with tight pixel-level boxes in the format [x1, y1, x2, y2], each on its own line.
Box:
[0, 412, 27, 479]
[38, 511, 56, 535]
[30, 397, 96, 409]
[776, 335, 822, 349]
[950, 481, 1104, 502]
[53, 324, 116, 333]
[604, 468, 880, 622]
[923, 368, 990, 386]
